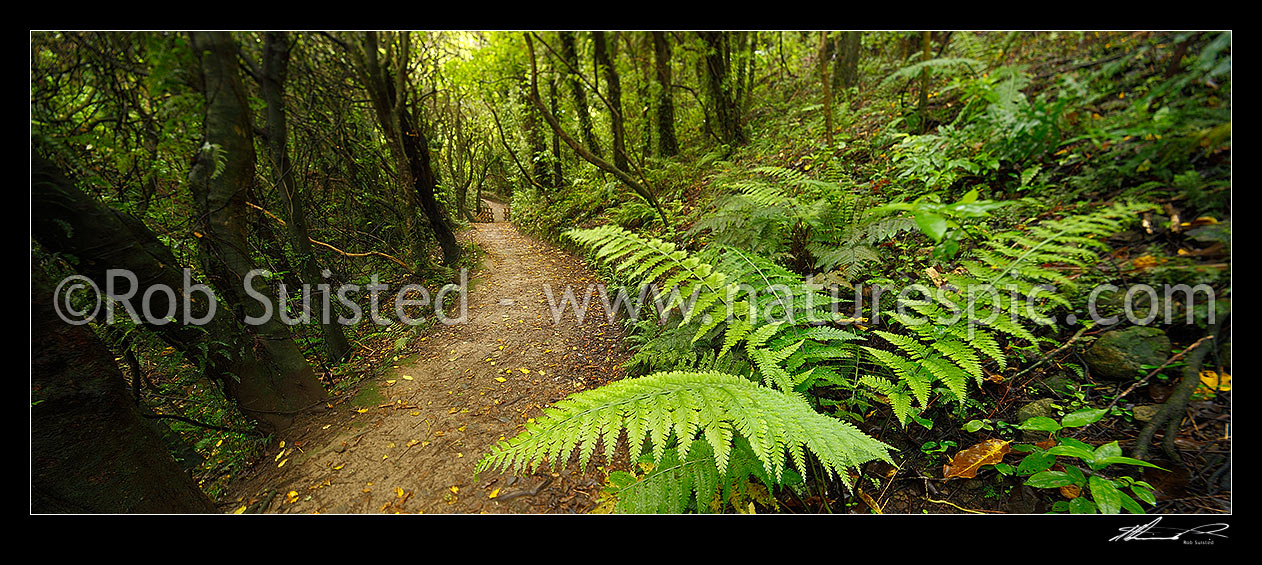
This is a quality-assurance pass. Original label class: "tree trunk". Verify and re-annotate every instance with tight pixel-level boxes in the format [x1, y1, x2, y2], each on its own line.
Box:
[350, 32, 461, 270]
[833, 31, 862, 90]
[651, 32, 678, 157]
[519, 75, 551, 187]
[399, 103, 461, 269]
[32, 149, 310, 432]
[699, 31, 745, 146]
[525, 34, 667, 227]
[31, 269, 218, 513]
[593, 31, 628, 171]
[559, 31, 602, 158]
[818, 31, 833, 147]
[919, 30, 933, 132]
[548, 71, 564, 187]
[260, 31, 351, 363]
[188, 31, 326, 425]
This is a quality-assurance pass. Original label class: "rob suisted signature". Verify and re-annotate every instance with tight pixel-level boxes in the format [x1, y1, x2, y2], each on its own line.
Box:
[1110, 517, 1229, 543]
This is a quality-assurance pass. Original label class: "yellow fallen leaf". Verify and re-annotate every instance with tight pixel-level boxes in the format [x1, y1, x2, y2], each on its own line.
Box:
[520, 368, 530, 374]
[402, 375, 414, 380]
[395, 487, 405, 498]
[332, 464, 345, 470]
[386, 379, 397, 385]
[1198, 370, 1230, 392]
[405, 439, 419, 447]
[410, 411, 421, 416]
[232, 505, 247, 514]
[450, 486, 460, 494]
[279, 441, 286, 449]
[286, 491, 299, 503]
[489, 488, 500, 499]
[322, 424, 331, 430]
[356, 408, 368, 413]
[277, 458, 288, 468]
[495, 377, 506, 382]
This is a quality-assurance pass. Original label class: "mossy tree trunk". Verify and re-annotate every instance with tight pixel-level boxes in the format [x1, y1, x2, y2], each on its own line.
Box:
[188, 31, 327, 427]
[651, 31, 678, 157]
[593, 31, 628, 171]
[559, 31, 603, 159]
[699, 31, 745, 146]
[32, 149, 313, 432]
[31, 270, 218, 513]
[258, 31, 351, 363]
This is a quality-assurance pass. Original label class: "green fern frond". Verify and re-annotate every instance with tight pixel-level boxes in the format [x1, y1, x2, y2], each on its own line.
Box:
[477, 371, 894, 488]
[606, 438, 780, 513]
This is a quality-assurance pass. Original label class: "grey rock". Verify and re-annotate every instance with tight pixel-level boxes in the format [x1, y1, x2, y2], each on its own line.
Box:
[1017, 398, 1057, 422]
[1006, 485, 1042, 514]
[1083, 326, 1171, 381]
[1017, 398, 1057, 442]
[1041, 372, 1075, 397]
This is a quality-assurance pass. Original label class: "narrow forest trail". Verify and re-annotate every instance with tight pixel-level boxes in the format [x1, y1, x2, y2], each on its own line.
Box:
[224, 220, 630, 513]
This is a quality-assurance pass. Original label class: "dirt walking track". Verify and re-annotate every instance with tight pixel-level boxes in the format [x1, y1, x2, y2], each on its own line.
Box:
[224, 218, 629, 513]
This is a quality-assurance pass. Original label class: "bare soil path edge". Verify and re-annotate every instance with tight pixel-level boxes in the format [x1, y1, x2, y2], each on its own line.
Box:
[222, 221, 630, 514]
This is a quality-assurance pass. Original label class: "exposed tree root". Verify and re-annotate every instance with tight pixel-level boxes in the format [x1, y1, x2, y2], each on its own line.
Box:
[1131, 319, 1225, 463]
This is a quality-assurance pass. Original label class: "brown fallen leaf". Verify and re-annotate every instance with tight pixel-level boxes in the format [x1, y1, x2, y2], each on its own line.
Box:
[943, 439, 1011, 479]
[1060, 484, 1081, 499]
[857, 488, 883, 514]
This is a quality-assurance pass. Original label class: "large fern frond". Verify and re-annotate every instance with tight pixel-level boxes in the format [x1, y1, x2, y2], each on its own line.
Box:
[476, 371, 894, 488]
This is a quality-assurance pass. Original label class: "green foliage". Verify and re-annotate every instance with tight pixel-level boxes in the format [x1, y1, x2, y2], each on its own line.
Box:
[872, 187, 1007, 260]
[688, 165, 907, 279]
[861, 201, 1153, 426]
[878, 57, 984, 89]
[687, 166, 835, 257]
[476, 370, 894, 502]
[603, 437, 800, 513]
[1013, 408, 1163, 514]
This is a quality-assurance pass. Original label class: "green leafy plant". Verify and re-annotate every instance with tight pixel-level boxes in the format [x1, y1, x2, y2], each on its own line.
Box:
[1013, 408, 1164, 514]
[871, 187, 1005, 260]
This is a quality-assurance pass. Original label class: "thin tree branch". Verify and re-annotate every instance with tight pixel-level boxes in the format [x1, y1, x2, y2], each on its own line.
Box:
[523, 33, 668, 227]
